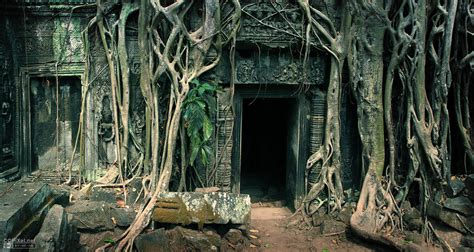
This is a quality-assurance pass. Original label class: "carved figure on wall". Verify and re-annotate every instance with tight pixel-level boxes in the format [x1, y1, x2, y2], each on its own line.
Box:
[98, 95, 116, 164]
[1, 62, 14, 164]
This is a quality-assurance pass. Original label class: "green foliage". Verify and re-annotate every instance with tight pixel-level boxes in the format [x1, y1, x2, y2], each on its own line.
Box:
[104, 238, 116, 244]
[182, 79, 217, 167]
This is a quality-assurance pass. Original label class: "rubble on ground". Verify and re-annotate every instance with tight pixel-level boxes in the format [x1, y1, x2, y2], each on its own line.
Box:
[427, 175, 474, 233]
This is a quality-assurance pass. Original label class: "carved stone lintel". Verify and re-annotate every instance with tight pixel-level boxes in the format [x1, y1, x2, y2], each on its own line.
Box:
[235, 54, 326, 85]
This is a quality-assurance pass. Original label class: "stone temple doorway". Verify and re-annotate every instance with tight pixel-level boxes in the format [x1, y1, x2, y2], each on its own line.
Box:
[240, 98, 294, 203]
[29, 76, 81, 172]
[232, 86, 308, 209]
[18, 63, 84, 176]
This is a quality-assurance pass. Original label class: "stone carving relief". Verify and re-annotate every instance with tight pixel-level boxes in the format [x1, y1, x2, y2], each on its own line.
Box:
[235, 53, 326, 85]
[92, 71, 116, 165]
[0, 55, 15, 169]
[239, 1, 302, 47]
[236, 59, 258, 83]
[130, 57, 140, 75]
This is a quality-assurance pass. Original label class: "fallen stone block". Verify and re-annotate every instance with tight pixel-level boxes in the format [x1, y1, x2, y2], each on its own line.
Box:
[78, 229, 122, 251]
[320, 219, 346, 235]
[427, 200, 474, 233]
[222, 228, 249, 251]
[444, 196, 474, 216]
[110, 207, 136, 227]
[87, 187, 116, 204]
[66, 200, 114, 232]
[135, 228, 169, 252]
[152, 192, 251, 225]
[165, 226, 221, 251]
[0, 183, 53, 245]
[49, 185, 71, 207]
[444, 177, 465, 198]
[456, 246, 473, 252]
[404, 231, 424, 245]
[34, 204, 78, 251]
[403, 207, 423, 231]
[465, 174, 474, 201]
[462, 235, 474, 248]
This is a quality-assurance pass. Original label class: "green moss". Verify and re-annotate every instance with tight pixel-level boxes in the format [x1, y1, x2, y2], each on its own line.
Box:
[53, 17, 83, 62]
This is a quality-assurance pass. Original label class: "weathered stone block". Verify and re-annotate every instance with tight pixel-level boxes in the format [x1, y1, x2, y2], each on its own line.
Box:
[444, 177, 465, 198]
[110, 207, 136, 227]
[320, 219, 346, 235]
[224, 229, 244, 245]
[456, 246, 474, 252]
[462, 235, 474, 248]
[135, 228, 169, 252]
[152, 192, 251, 225]
[165, 226, 221, 251]
[0, 183, 52, 245]
[404, 207, 423, 231]
[66, 200, 114, 232]
[427, 201, 474, 233]
[465, 175, 474, 201]
[444, 196, 474, 216]
[404, 231, 424, 245]
[33, 204, 77, 252]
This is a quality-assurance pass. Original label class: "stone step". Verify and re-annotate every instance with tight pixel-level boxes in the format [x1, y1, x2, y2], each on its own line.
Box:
[0, 182, 54, 249]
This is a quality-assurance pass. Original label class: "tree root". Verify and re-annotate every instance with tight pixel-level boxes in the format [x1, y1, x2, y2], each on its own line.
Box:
[350, 170, 421, 251]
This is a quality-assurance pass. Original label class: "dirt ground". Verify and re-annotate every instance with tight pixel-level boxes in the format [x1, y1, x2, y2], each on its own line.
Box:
[243, 206, 464, 252]
[243, 207, 382, 252]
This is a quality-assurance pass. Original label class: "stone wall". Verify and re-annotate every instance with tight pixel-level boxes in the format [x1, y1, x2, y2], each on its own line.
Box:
[0, 2, 93, 179]
[0, 1, 361, 196]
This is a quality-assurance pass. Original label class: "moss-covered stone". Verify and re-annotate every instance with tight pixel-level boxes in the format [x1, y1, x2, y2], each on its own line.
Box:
[153, 192, 251, 226]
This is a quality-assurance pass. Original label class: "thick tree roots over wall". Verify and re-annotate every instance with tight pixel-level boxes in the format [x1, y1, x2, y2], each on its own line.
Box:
[77, 0, 472, 251]
[80, 0, 241, 250]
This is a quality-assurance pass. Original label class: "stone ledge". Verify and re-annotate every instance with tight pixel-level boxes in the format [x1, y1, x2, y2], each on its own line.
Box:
[0, 183, 53, 243]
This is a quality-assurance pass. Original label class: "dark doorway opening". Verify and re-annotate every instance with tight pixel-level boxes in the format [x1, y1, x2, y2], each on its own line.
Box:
[240, 98, 295, 203]
[30, 76, 81, 172]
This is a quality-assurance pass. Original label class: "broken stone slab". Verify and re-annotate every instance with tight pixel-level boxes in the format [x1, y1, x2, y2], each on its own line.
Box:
[49, 185, 71, 207]
[427, 200, 474, 233]
[320, 219, 346, 235]
[224, 229, 245, 245]
[444, 196, 474, 216]
[455, 246, 474, 252]
[135, 228, 170, 252]
[404, 231, 424, 245]
[110, 207, 136, 227]
[445, 177, 465, 198]
[66, 200, 114, 232]
[33, 204, 78, 252]
[165, 226, 221, 251]
[462, 235, 474, 248]
[222, 228, 250, 251]
[87, 187, 117, 204]
[403, 207, 423, 231]
[78, 229, 123, 251]
[465, 174, 474, 201]
[0, 183, 53, 245]
[152, 192, 251, 225]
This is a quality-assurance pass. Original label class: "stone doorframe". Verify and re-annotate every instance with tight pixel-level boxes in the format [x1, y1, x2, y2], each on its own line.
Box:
[232, 85, 310, 209]
[18, 63, 84, 176]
